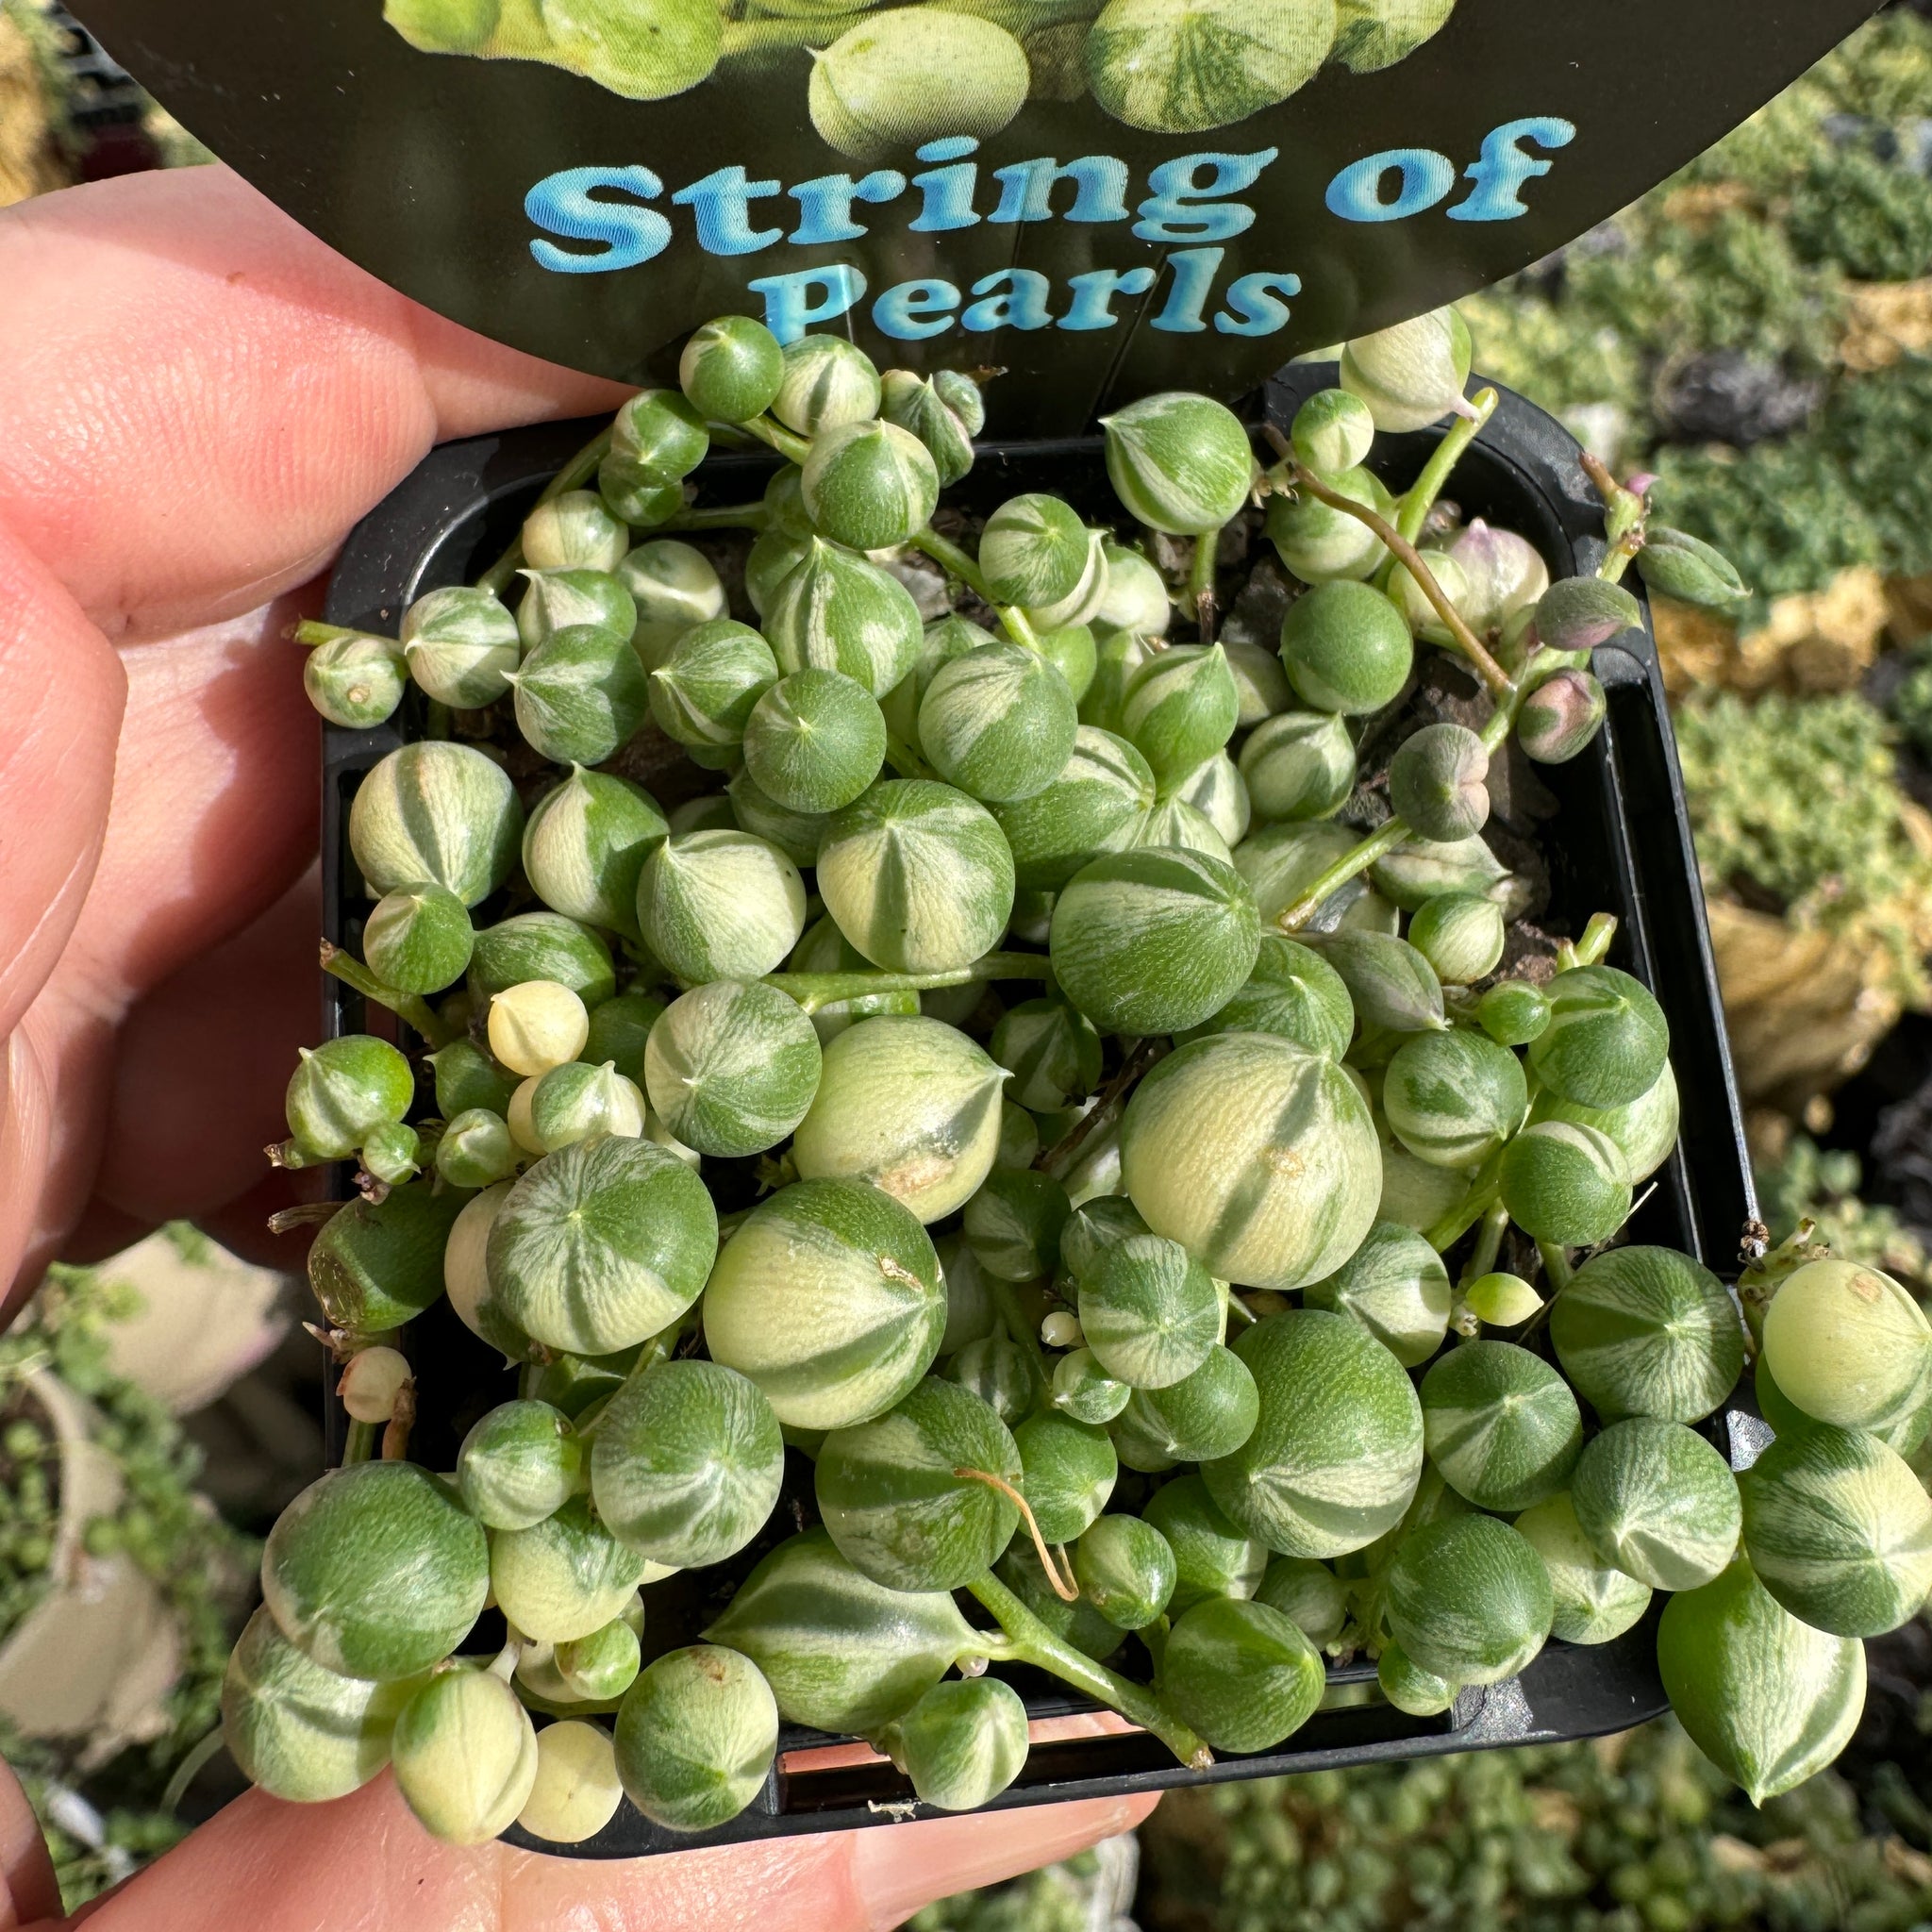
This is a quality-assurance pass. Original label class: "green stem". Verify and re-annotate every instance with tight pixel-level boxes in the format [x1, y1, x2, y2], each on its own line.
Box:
[969, 1571, 1212, 1770]
[663, 501, 771, 534]
[342, 1419, 378, 1466]
[762, 953, 1053, 1014]
[1570, 912, 1619, 970]
[1189, 524, 1223, 645]
[1397, 389, 1498, 544]
[1275, 819, 1411, 933]
[294, 620, 374, 648]
[1460, 1202, 1509, 1288]
[1424, 1164, 1502, 1255]
[719, 12, 863, 56]
[883, 731, 938, 781]
[321, 941, 455, 1047]
[908, 525, 1041, 650]
[475, 427, 613, 596]
[1537, 1241, 1575, 1294]
[741, 414, 813, 465]
[160, 1726, 229, 1815]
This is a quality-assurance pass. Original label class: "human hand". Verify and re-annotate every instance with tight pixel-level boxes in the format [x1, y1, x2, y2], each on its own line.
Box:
[0, 163, 1157, 1929]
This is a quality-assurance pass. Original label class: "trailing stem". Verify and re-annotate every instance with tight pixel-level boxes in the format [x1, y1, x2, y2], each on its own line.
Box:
[1189, 525, 1223, 645]
[1036, 1036, 1167, 1178]
[969, 1570, 1213, 1769]
[320, 941, 454, 1047]
[1274, 818, 1411, 934]
[1397, 389, 1499, 543]
[909, 527, 1042, 650]
[1581, 454, 1647, 584]
[475, 427, 614, 596]
[954, 1468, 1076, 1599]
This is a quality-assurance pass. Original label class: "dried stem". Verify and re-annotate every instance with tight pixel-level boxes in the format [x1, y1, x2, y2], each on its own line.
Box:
[956, 1467, 1077, 1600]
[1189, 524, 1222, 645]
[1036, 1037, 1167, 1178]
[380, 1377, 417, 1461]
[1262, 428, 1510, 701]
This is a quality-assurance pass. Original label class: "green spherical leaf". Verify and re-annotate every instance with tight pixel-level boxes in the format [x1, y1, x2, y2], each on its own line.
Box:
[963, 1166, 1072, 1283]
[222, 1604, 418, 1803]
[491, 1494, 648, 1644]
[1123, 1033, 1380, 1291]
[705, 1177, 946, 1428]
[1340, 308, 1474, 435]
[647, 619, 779, 750]
[512, 622, 652, 765]
[516, 566, 637, 655]
[1549, 1244, 1744, 1424]
[1527, 965, 1670, 1109]
[1477, 979, 1551, 1048]
[879, 369, 978, 489]
[1167, 1596, 1326, 1752]
[1141, 1475, 1267, 1614]
[742, 668, 887, 815]
[1303, 1219, 1451, 1368]
[1279, 581, 1413, 716]
[772, 336, 883, 437]
[1421, 1341, 1583, 1513]
[802, 418, 939, 552]
[991, 998, 1103, 1115]
[521, 770, 665, 941]
[611, 388, 708, 489]
[816, 1378, 1020, 1591]
[680, 315, 785, 424]
[1120, 645, 1240, 789]
[1512, 1491, 1653, 1645]
[1080, 627, 1159, 736]
[469, 910, 616, 1008]
[456, 1400, 582, 1533]
[524, 489, 629, 572]
[1291, 390, 1376, 477]
[591, 1359, 784, 1568]
[1740, 1420, 1932, 1638]
[1305, 931, 1442, 1034]
[1385, 1513, 1553, 1687]
[402, 585, 521, 708]
[980, 494, 1091, 609]
[487, 1136, 718, 1356]
[1014, 1409, 1118, 1543]
[1407, 893, 1506, 987]
[1265, 465, 1391, 584]
[1388, 723, 1490, 843]
[1203, 1309, 1424, 1557]
[1529, 1061, 1679, 1186]
[943, 1331, 1034, 1425]
[1102, 392, 1255, 531]
[891, 1677, 1028, 1811]
[620, 540, 727, 666]
[642, 978, 822, 1158]
[1239, 710, 1357, 824]
[919, 640, 1079, 805]
[1074, 1513, 1176, 1629]
[391, 1667, 538, 1845]
[364, 883, 475, 996]
[614, 1644, 778, 1833]
[818, 779, 1016, 974]
[263, 1462, 487, 1681]
[1051, 846, 1258, 1037]
[1384, 1028, 1527, 1169]
[640, 829, 808, 984]
[1254, 1554, 1348, 1646]
[704, 1528, 976, 1733]
[350, 741, 524, 908]
[1571, 1417, 1740, 1591]
[285, 1036, 413, 1161]
[1051, 1347, 1132, 1425]
[308, 1182, 466, 1336]
[765, 540, 923, 697]
[1077, 1234, 1221, 1391]
[525, 1059, 646, 1154]
[1116, 1344, 1259, 1466]
[1657, 1560, 1866, 1806]
[1499, 1120, 1633, 1248]
[1760, 1258, 1932, 1434]
[1178, 935, 1355, 1060]
[305, 635, 406, 727]
[791, 1015, 1006, 1224]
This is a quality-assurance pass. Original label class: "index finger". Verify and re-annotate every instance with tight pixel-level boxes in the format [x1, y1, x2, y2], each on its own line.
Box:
[0, 165, 630, 640]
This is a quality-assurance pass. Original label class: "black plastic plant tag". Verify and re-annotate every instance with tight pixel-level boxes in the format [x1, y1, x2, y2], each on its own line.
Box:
[69, 1, 1874, 425]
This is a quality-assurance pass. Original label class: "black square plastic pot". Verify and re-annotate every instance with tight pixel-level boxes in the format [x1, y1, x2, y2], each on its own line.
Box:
[316, 370, 1758, 1857]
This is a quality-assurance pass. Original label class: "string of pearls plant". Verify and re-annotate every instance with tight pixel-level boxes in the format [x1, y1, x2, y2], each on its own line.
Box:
[236, 306, 1917, 1849]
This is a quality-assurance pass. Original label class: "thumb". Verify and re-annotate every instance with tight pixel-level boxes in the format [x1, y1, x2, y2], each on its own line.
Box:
[65, 1771, 1158, 1932]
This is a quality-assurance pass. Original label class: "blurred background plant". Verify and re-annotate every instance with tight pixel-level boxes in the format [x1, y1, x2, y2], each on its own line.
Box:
[8, 1, 1932, 1922]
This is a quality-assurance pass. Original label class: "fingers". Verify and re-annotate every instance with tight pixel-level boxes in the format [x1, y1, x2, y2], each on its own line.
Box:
[0, 515, 124, 1042]
[92, 866, 320, 1230]
[0, 1757, 60, 1930]
[84, 1774, 1158, 1932]
[0, 166, 629, 639]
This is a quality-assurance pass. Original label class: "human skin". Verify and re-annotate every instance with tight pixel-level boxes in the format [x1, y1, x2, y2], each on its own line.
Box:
[0, 163, 1157, 1930]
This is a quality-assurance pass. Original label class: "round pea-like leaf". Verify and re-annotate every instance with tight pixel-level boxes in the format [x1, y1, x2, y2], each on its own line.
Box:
[816, 1378, 1021, 1591]
[1161, 1597, 1325, 1753]
[1420, 1341, 1582, 1513]
[1302, 1218, 1451, 1368]
[1385, 1512, 1553, 1687]
[487, 1136, 718, 1357]
[643, 977, 823, 1158]
[1202, 1308, 1424, 1558]
[490, 1494, 649, 1644]
[704, 1177, 946, 1430]
[1513, 1491, 1653, 1646]
[591, 1359, 785, 1568]
[1549, 1243, 1745, 1424]
[262, 1462, 488, 1682]
[1570, 1417, 1740, 1591]
[704, 1528, 978, 1736]
[1143, 1474, 1269, 1615]
[614, 1645, 779, 1834]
